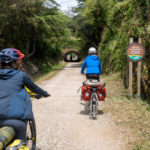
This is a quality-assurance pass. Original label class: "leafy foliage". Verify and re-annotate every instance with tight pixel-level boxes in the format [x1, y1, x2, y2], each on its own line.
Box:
[73, 0, 150, 100]
[72, 0, 108, 54]
[0, 0, 71, 67]
[98, 0, 150, 101]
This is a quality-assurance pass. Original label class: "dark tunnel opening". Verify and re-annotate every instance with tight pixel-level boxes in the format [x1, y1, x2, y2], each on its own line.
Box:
[64, 51, 81, 62]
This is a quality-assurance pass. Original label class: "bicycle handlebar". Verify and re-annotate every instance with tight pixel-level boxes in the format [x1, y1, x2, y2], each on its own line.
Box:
[30, 94, 42, 99]
[30, 94, 51, 99]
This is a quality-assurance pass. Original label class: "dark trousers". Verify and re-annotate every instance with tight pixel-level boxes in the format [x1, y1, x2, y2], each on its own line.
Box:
[86, 74, 100, 80]
[0, 119, 27, 141]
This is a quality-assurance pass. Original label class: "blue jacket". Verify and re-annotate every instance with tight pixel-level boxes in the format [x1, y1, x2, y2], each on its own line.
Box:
[0, 69, 48, 120]
[81, 55, 102, 74]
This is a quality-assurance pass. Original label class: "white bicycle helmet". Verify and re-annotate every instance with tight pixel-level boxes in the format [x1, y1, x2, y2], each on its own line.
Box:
[88, 47, 97, 54]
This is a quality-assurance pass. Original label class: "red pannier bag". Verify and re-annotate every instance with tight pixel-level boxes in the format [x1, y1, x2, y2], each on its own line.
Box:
[96, 85, 106, 101]
[81, 85, 91, 101]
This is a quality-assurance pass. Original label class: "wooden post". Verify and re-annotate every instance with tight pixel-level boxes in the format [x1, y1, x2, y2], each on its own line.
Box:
[137, 38, 142, 97]
[129, 38, 133, 96]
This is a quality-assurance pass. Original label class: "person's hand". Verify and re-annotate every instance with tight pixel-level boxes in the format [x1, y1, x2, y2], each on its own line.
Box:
[43, 93, 51, 97]
[81, 73, 84, 76]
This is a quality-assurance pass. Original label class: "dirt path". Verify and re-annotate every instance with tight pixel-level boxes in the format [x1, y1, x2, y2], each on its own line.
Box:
[33, 63, 126, 150]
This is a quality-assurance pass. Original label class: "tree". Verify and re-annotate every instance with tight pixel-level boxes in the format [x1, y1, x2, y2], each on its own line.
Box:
[0, 0, 71, 64]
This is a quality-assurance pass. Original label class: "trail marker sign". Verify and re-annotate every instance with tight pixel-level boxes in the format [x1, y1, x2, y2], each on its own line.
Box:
[127, 42, 145, 62]
[127, 38, 145, 97]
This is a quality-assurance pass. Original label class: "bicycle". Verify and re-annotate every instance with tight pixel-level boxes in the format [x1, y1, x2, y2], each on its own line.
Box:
[81, 79, 106, 119]
[25, 94, 41, 150]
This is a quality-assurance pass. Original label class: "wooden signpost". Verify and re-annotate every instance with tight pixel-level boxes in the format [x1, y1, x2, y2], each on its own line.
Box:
[126, 38, 145, 97]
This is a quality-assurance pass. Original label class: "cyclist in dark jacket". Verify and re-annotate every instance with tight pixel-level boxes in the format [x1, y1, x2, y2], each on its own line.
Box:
[0, 48, 50, 141]
[81, 47, 102, 80]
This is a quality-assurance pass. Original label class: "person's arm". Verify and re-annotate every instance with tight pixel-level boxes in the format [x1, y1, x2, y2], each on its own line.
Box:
[23, 73, 50, 97]
[81, 59, 87, 74]
[99, 60, 102, 74]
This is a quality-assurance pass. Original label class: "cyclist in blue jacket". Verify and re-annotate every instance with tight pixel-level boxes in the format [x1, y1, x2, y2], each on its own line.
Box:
[81, 47, 102, 80]
[0, 48, 50, 142]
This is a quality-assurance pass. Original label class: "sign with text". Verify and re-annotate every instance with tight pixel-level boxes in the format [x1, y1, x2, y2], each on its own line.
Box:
[126, 42, 145, 62]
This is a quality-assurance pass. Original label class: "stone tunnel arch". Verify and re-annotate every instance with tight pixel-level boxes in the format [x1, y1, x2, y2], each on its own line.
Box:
[62, 49, 81, 62]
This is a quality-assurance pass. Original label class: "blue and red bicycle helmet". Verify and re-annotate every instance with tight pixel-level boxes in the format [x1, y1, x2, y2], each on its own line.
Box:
[0, 48, 24, 63]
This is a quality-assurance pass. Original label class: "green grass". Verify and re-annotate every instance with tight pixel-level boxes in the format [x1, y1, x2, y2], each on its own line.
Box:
[35, 61, 67, 83]
[102, 73, 150, 150]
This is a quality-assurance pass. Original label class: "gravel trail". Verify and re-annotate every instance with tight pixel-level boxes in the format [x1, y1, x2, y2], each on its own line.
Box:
[33, 63, 126, 150]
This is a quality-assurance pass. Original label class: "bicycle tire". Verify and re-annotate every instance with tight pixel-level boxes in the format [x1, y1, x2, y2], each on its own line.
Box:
[90, 93, 98, 118]
[26, 119, 36, 150]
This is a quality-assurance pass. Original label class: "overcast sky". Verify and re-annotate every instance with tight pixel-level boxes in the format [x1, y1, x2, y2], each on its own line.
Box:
[55, 0, 78, 11]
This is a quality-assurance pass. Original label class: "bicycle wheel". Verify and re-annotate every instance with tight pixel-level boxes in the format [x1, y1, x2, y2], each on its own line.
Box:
[26, 119, 36, 150]
[90, 93, 98, 118]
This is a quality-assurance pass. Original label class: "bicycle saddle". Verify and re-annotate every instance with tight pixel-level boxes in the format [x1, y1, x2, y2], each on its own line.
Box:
[83, 79, 105, 87]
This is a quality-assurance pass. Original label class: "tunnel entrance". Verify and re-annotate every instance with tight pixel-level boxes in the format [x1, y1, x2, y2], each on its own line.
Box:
[64, 51, 81, 62]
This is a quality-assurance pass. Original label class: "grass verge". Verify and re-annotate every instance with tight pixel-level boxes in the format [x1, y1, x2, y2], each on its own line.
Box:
[35, 61, 67, 83]
[102, 73, 150, 150]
